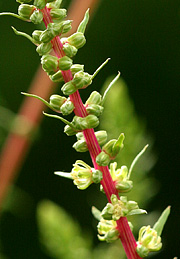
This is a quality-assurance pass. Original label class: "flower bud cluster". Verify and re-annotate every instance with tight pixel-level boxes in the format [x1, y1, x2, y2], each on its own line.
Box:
[97, 218, 119, 243]
[55, 160, 103, 190]
[64, 114, 99, 136]
[136, 206, 170, 257]
[49, 94, 74, 115]
[96, 133, 125, 166]
[61, 71, 92, 95]
[17, 0, 87, 84]
[73, 130, 107, 152]
[92, 206, 133, 243]
[17, 0, 68, 25]
[101, 194, 146, 221]
[85, 91, 104, 116]
[18, 3, 44, 23]
[136, 226, 162, 257]
[109, 162, 133, 193]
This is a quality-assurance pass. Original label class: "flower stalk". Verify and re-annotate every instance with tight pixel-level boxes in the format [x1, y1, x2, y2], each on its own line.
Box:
[40, 6, 141, 258]
[0, 1, 170, 258]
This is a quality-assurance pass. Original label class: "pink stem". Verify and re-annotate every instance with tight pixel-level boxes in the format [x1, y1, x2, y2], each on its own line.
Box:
[41, 6, 142, 259]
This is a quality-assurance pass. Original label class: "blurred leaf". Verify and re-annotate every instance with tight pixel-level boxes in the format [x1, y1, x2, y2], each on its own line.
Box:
[37, 200, 92, 259]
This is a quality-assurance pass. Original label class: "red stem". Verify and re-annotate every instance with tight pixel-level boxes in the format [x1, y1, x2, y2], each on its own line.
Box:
[42, 6, 142, 259]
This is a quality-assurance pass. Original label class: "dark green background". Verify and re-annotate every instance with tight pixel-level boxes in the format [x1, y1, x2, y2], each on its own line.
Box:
[0, 0, 179, 258]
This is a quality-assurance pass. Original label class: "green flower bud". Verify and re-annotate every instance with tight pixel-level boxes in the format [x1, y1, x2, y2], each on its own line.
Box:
[73, 130, 107, 152]
[73, 71, 92, 89]
[92, 169, 103, 183]
[46, 0, 62, 9]
[101, 203, 114, 220]
[95, 130, 107, 146]
[73, 139, 88, 152]
[40, 21, 72, 43]
[18, 4, 35, 19]
[100, 194, 146, 222]
[64, 125, 77, 136]
[16, 0, 32, 3]
[49, 94, 66, 110]
[58, 56, 73, 71]
[67, 32, 86, 49]
[97, 219, 119, 243]
[85, 91, 102, 105]
[85, 114, 99, 129]
[102, 133, 125, 160]
[33, 0, 46, 9]
[75, 132, 84, 140]
[50, 8, 67, 20]
[109, 163, 133, 193]
[63, 43, 78, 58]
[40, 23, 61, 43]
[86, 104, 104, 116]
[61, 81, 77, 95]
[60, 99, 74, 115]
[49, 70, 64, 82]
[71, 116, 88, 131]
[115, 181, 133, 193]
[102, 139, 116, 158]
[40, 29, 53, 43]
[61, 20, 72, 34]
[32, 30, 43, 43]
[36, 42, 52, 56]
[70, 64, 84, 75]
[41, 54, 59, 74]
[30, 9, 43, 24]
[71, 115, 99, 131]
[96, 151, 111, 166]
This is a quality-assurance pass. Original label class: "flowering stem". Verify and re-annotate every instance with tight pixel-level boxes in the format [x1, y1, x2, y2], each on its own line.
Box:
[42, 7, 142, 259]
[0, 0, 101, 211]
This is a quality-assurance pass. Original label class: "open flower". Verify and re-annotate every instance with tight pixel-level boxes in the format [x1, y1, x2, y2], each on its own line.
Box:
[55, 160, 102, 190]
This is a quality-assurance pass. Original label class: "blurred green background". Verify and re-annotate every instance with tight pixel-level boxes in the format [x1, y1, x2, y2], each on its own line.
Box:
[0, 0, 179, 258]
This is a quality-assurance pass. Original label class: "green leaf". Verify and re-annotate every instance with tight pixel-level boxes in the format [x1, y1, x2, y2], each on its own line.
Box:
[91, 206, 102, 221]
[21, 92, 53, 110]
[101, 72, 120, 105]
[43, 112, 74, 129]
[0, 12, 28, 21]
[77, 8, 89, 34]
[128, 144, 149, 178]
[128, 209, 147, 216]
[12, 26, 36, 44]
[153, 206, 171, 236]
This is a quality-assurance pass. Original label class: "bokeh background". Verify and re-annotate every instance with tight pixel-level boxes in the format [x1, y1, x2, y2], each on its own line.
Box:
[0, 0, 179, 258]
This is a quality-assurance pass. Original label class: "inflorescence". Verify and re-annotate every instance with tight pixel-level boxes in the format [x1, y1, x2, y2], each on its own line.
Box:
[0, 0, 170, 258]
